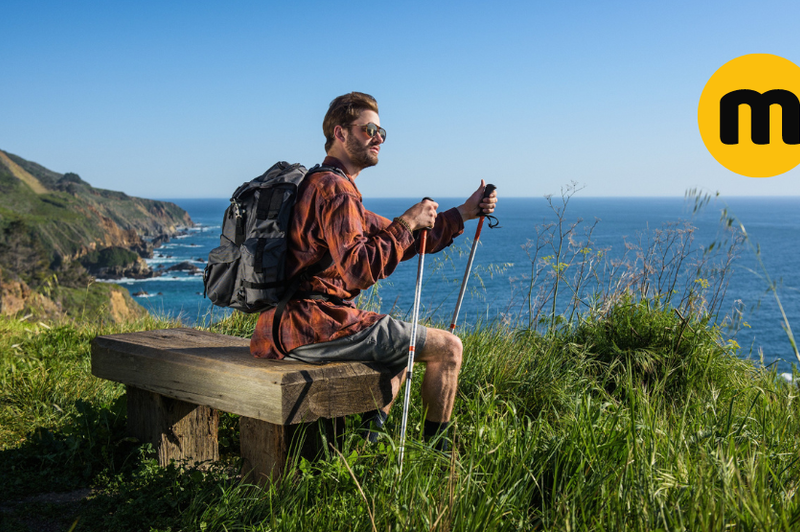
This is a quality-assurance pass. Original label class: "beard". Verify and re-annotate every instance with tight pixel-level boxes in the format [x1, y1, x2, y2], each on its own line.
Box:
[345, 134, 379, 170]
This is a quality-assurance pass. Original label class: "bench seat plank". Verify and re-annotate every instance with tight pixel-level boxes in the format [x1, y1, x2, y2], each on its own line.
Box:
[91, 328, 394, 424]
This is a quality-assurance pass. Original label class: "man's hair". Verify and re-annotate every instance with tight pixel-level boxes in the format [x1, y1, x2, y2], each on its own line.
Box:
[323, 92, 379, 152]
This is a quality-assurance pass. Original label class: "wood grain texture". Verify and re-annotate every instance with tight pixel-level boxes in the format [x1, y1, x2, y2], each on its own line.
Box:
[239, 416, 290, 483]
[126, 386, 219, 467]
[240, 416, 345, 484]
[91, 328, 394, 424]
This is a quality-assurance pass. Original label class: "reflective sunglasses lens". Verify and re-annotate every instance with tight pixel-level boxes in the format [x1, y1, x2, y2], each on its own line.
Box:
[364, 123, 386, 140]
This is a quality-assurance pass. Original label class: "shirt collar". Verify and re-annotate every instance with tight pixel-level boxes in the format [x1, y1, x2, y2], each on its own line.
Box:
[321, 156, 361, 197]
[322, 156, 352, 178]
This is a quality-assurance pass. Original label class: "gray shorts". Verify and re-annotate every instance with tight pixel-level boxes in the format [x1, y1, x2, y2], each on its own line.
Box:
[286, 315, 427, 371]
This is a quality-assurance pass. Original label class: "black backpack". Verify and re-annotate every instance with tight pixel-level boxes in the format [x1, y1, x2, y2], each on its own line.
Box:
[203, 161, 340, 317]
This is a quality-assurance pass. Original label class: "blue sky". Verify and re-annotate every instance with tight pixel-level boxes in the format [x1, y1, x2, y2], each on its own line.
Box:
[2, 0, 800, 199]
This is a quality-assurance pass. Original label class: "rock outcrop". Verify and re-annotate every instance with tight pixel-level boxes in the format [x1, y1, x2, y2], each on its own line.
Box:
[0, 273, 144, 324]
[87, 256, 159, 280]
[165, 261, 202, 275]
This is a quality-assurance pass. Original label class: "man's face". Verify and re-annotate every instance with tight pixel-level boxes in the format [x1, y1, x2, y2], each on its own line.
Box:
[343, 110, 383, 170]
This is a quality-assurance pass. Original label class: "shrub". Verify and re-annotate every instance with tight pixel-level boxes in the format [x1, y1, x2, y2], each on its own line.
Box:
[80, 246, 139, 270]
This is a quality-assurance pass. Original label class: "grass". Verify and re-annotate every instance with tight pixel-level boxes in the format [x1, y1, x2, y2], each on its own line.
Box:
[1, 189, 798, 530]
[0, 301, 798, 531]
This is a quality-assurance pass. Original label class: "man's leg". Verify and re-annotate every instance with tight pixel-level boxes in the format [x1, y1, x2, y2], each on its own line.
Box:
[381, 328, 462, 420]
[288, 317, 462, 441]
[382, 328, 462, 415]
[414, 328, 463, 422]
[416, 328, 463, 449]
[375, 329, 461, 448]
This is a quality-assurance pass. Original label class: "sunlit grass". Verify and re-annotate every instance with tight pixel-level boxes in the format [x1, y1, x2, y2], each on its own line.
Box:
[1, 303, 798, 530]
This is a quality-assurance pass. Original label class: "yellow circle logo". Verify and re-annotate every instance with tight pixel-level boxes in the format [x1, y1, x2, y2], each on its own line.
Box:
[698, 54, 800, 177]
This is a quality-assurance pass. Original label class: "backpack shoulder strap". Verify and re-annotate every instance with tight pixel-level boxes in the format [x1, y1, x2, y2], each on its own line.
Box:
[307, 164, 350, 182]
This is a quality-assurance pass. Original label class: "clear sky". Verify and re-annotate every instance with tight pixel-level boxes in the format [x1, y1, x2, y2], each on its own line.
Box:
[3, 0, 800, 199]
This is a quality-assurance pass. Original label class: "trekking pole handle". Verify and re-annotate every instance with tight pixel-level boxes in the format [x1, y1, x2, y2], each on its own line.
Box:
[420, 197, 435, 242]
[481, 184, 500, 228]
[483, 184, 496, 203]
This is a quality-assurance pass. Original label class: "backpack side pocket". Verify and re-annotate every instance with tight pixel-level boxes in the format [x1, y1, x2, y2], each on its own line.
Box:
[204, 242, 242, 308]
[239, 237, 285, 311]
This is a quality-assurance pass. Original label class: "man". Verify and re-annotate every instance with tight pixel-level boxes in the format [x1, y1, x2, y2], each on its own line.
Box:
[250, 92, 497, 445]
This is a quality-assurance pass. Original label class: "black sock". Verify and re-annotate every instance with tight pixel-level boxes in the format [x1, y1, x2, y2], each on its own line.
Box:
[423, 419, 451, 451]
[361, 410, 388, 443]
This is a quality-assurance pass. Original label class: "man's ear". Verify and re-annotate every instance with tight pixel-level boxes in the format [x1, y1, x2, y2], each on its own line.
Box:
[334, 125, 347, 143]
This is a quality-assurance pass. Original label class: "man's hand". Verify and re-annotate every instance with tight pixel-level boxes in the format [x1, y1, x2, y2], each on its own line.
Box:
[457, 179, 498, 222]
[399, 198, 438, 231]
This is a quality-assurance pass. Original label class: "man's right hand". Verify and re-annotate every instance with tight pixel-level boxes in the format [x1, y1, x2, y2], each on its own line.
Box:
[399, 198, 438, 231]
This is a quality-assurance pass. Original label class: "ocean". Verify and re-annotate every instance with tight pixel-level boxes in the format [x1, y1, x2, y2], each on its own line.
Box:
[107, 196, 800, 376]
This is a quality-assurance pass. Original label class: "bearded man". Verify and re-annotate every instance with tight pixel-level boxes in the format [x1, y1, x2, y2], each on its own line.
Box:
[251, 92, 497, 446]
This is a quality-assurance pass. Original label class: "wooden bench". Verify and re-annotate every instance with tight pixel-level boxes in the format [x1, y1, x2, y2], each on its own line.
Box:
[90, 328, 393, 482]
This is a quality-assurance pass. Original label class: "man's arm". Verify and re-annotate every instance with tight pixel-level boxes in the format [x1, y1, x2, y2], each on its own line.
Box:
[398, 181, 498, 256]
[319, 192, 416, 291]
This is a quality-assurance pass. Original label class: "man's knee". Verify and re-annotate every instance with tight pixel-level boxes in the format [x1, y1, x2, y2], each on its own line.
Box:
[423, 329, 463, 368]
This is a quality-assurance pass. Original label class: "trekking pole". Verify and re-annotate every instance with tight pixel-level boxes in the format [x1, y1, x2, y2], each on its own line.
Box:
[398, 215, 431, 475]
[449, 184, 497, 335]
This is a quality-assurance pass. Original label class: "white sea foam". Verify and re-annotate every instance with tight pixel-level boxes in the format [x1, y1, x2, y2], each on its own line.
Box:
[146, 258, 206, 265]
[97, 276, 203, 284]
[187, 223, 220, 233]
[157, 243, 203, 249]
[184, 224, 220, 232]
[781, 373, 793, 382]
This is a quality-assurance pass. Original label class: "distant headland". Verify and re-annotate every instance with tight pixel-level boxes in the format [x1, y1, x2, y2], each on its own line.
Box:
[0, 149, 194, 322]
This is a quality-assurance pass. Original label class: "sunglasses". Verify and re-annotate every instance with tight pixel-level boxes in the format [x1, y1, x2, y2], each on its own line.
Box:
[350, 122, 386, 141]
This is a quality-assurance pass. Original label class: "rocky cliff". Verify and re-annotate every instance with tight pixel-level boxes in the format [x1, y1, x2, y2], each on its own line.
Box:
[0, 150, 192, 265]
[0, 149, 194, 321]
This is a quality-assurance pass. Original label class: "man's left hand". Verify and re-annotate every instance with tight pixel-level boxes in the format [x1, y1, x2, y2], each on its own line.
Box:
[457, 180, 498, 222]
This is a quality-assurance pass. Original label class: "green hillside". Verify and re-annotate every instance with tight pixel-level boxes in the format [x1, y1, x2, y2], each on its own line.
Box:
[0, 149, 193, 316]
[0, 150, 192, 267]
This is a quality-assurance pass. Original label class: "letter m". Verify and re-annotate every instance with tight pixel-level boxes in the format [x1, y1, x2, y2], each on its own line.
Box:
[719, 89, 800, 145]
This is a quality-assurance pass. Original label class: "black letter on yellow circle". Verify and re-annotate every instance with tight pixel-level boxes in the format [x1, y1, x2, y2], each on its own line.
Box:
[720, 89, 800, 145]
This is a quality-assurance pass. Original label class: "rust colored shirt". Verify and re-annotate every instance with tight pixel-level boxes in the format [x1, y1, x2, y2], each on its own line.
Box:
[250, 157, 464, 359]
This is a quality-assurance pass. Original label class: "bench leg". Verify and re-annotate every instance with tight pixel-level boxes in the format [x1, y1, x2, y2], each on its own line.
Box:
[126, 385, 219, 467]
[239, 416, 345, 484]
